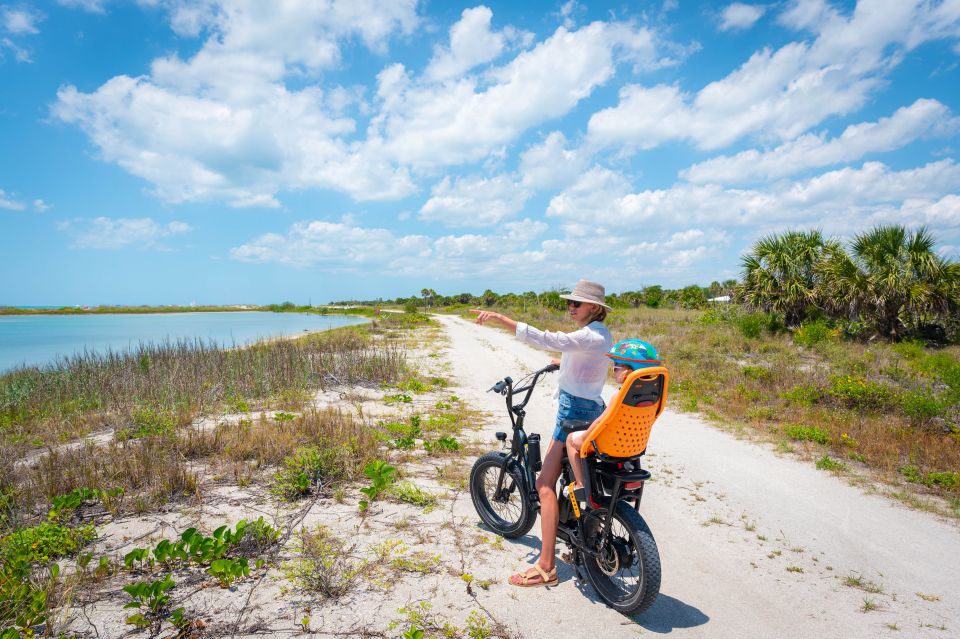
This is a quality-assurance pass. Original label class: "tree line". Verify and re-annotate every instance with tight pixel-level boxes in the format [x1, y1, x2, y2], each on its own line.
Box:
[739, 225, 958, 342]
[332, 281, 738, 314]
[324, 224, 958, 343]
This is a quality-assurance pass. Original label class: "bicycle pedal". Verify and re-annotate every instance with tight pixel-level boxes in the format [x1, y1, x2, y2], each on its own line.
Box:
[564, 482, 586, 517]
[573, 486, 586, 506]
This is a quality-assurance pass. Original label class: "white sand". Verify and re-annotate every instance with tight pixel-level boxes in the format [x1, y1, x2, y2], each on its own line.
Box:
[435, 313, 960, 638]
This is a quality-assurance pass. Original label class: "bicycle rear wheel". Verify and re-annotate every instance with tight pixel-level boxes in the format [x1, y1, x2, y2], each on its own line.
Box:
[469, 452, 537, 539]
[582, 500, 661, 614]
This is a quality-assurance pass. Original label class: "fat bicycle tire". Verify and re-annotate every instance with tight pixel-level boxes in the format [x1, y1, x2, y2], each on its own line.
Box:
[582, 500, 661, 614]
[469, 452, 537, 539]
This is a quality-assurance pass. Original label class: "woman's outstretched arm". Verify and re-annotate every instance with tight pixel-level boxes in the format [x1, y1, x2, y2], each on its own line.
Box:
[469, 309, 518, 332]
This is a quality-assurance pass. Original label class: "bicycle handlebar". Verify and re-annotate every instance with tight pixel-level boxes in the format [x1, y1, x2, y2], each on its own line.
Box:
[488, 363, 559, 418]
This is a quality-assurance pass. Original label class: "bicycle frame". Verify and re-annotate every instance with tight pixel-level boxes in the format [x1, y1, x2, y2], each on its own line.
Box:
[556, 453, 650, 562]
[488, 363, 558, 511]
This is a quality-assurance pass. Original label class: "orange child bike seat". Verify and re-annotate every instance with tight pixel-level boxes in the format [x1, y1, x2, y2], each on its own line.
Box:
[579, 366, 669, 459]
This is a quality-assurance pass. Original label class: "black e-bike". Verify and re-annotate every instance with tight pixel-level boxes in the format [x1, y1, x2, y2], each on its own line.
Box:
[468, 363, 662, 614]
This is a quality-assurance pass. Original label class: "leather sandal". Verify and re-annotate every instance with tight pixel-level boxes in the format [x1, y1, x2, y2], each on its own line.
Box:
[508, 564, 558, 587]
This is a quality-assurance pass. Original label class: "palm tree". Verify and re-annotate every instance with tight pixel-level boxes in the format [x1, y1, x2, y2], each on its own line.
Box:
[818, 225, 955, 339]
[739, 230, 832, 326]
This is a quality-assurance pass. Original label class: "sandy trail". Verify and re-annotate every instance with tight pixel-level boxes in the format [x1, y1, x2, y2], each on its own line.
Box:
[436, 314, 959, 638]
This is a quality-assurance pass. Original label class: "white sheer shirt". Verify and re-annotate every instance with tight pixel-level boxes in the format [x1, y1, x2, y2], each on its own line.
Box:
[514, 320, 613, 404]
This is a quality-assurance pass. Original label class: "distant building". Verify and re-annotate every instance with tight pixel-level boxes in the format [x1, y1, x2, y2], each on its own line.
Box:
[708, 295, 731, 303]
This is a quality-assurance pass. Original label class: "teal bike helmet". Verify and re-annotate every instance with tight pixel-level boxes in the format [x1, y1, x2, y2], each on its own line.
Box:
[607, 339, 660, 370]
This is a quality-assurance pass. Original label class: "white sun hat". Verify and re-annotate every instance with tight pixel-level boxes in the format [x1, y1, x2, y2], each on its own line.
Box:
[559, 279, 610, 310]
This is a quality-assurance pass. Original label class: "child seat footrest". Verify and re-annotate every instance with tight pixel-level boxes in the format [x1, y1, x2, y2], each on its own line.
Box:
[597, 468, 651, 483]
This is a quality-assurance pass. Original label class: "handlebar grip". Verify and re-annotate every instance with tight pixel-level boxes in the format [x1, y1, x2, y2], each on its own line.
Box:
[491, 380, 507, 394]
[544, 363, 559, 373]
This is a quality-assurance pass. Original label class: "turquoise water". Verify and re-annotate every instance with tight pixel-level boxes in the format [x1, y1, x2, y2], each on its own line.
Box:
[0, 312, 368, 373]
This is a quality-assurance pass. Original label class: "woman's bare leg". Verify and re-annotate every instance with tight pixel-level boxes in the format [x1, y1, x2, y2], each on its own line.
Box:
[534, 439, 565, 572]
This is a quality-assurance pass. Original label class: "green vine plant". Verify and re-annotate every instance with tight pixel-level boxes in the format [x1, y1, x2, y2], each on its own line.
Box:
[359, 460, 397, 511]
[122, 575, 176, 631]
[123, 517, 277, 571]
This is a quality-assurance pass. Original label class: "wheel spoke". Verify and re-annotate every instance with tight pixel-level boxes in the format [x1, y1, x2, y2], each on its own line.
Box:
[482, 468, 520, 522]
[581, 502, 660, 613]
[470, 452, 537, 539]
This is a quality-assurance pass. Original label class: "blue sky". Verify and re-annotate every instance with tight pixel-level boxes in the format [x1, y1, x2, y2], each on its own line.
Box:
[1, 0, 959, 305]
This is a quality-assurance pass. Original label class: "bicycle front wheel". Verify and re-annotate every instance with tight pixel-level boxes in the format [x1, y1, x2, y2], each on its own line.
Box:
[469, 452, 537, 539]
[582, 500, 661, 614]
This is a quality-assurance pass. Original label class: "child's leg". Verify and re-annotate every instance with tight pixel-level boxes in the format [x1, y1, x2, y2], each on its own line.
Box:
[566, 431, 587, 488]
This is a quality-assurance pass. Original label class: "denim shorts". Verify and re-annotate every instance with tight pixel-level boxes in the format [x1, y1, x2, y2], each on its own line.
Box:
[552, 390, 605, 443]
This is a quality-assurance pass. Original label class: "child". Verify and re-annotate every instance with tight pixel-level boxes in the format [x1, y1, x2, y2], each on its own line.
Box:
[566, 339, 660, 491]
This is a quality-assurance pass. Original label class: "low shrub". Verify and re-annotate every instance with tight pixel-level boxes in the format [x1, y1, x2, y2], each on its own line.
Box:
[815, 456, 846, 473]
[780, 385, 821, 405]
[234, 517, 280, 555]
[736, 313, 772, 339]
[839, 320, 871, 340]
[927, 472, 958, 489]
[396, 379, 428, 393]
[742, 365, 772, 382]
[283, 525, 365, 599]
[127, 406, 180, 438]
[383, 416, 421, 438]
[784, 424, 831, 445]
[939, 362, 960, 392]
[0, 522, 95, 563]
[273, 446, 351, 500]
[901, 389, 945, 423]
[699, 306, 778, 339]
[900, 465, 958, 489]
[424, 436, 460, 455]
[827, 375, 894, 410]
[794, 320, 832, 348]
[892, 341, 926, 360]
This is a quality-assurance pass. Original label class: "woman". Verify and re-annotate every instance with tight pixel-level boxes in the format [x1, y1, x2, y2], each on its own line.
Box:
[471, 279, 613, 587]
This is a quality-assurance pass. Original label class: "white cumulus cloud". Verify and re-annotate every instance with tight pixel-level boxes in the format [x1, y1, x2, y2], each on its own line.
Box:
[419, 174, 530, 227]
[587, 1, 960, 152]
[374, 20, 663, 167]
[229, 217, 552, 279]
[519, 131, 588, 191]
[719, 3, 767, 32]
[59, 217, 192, 249]
[0, 189, 47, 211]
[0, 189, 27, 210]
[684, 98, 960, 183]
[57, 0, 107, 14]
[51, 0, 419, 207]
[548, 160, 960, 235]
[2, 6, 42, 34]
[424, 6, 531, 82]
